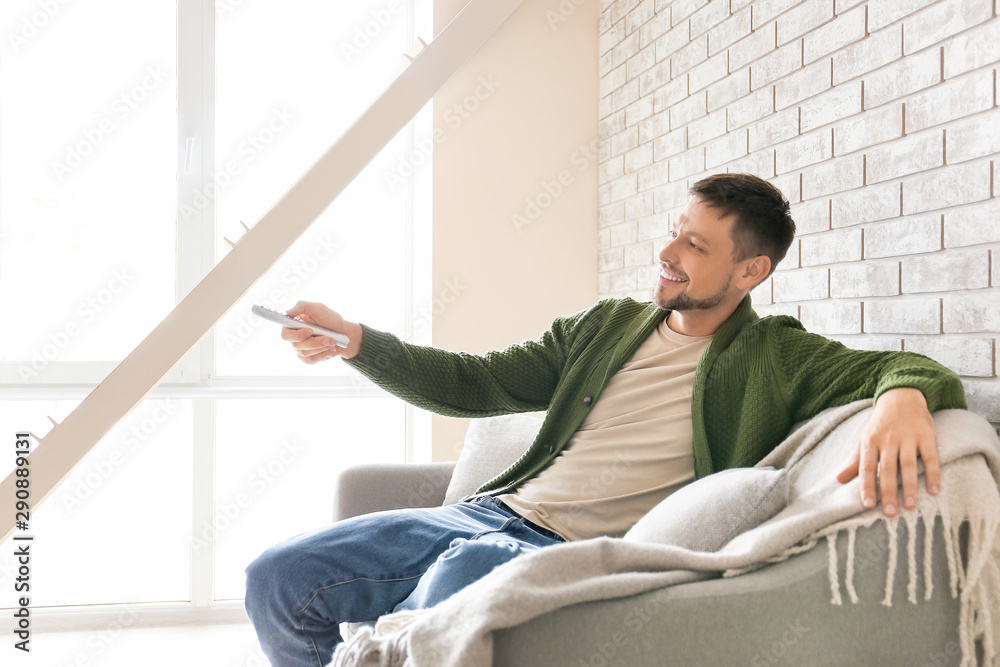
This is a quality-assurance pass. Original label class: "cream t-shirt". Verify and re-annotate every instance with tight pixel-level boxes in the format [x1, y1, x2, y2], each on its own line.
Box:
[496, 316, 713, 541]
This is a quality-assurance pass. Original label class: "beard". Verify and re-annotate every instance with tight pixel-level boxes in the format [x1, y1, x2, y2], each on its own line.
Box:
[653, 272, 733, 312]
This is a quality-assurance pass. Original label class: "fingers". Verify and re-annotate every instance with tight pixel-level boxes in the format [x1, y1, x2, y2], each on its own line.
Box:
[877, 442, 899, 516]
[899, 443, 919, 511]
[858, 439, 880, 511]
[920, 433, 942, 497]
[835, 446, 860, 484]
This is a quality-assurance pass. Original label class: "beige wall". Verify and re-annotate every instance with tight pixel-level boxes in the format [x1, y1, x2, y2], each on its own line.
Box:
[430, 0, 600, 460]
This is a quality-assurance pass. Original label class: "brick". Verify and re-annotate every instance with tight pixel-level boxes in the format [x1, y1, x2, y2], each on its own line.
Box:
[625, 239, 655, 266]
[708, 6, 751, 55]
[906, 71, 994, 133]
[905, 337, 994, 377]
[727, 149, 775, 178]
[864, 215, 941, 259]
[626, 44, 657, 82]
[772, 267, 829, 302]
[944, 200, 1000, 248]
[833, 104, 903, 156]
[636, 59, 668, 98]
[600, 19, 626, 56]
[863, 48, 941, 108]
[609, 173, 639, 202]
[603, 62, 628, 94]
[625, 96, 655, 127]
[637, 160, 670, 191]
[770, 172, 801, 202]
[902, 249, 990, 293]
[599, 226, 612, 250]
[801, 154, 864, 200]
[670, 93, 707, 129]
[654, 24, 691, 62]
[831, 261, 900, 297]
[902, 0, 993, 56]
[668, 146, 705, 181]
[672, 35, 710, 77]
[800, 227, 863, 266]
[866, 130, 944, 184]
[751, 42, 802, 90]
[730, 22, 776, 72]
[947, 113, 1000, 164]
[611, 0, 644, 26]
[943, 292, 1000, 333]
[600, 199, 625, 228]
[599, 183, 611, 206]
[750, 277, 773, 305]
[864, 298, 940, 334]
[624, 143, 654, 173]
[867, 0, 937, 32]
[902, 162, 992, 215]
[626, 0, 656, 35]
[688, 51, 729, 93]
[944, 17, 1000, 78]
[775, 238, 800, 271]
[600, 50, 615, 78]
[834, 0, 866, 12]
[748, 106, 799, 151]
[777, 0, 834, 46]
[654, 181, 688, 211]
[600, 247, 625, 271]
[672, 0, 711, 25]
[600, 109, 627, 139]
[752, 0, 804, 30]
[639, 8, 671, 48]
[638, 109, 670, 143]
[653, 77, 688, 112]
[690, 0, 731, 38]
[727, 86, 774, 130]
[731, 0, 756, 10]
[800, 82, 862, 132]
[608, 266, 639, 292]
[790, 198, 830, 234]
[775, 58, 831, 109]
[799, 300, 862, 334]
[962, 381, 1000, 422]
[803, 5, 866, 64]
[687, 111, 728, 146]
[653, 128, 687, 160]
[833, 26, 902, 85]
[831, 181, 900, 228]
[600, 156, 624, 185]
[638, 211, 671, 240]
[613, 33, 640, 70]
[776, 129, 833, 174]
[705, 129, 749, 167]
[827, 335, 903, 351]
[708, 69, 749, 111]
[610, 126, 640, 157]
[609, 78, 641, 114]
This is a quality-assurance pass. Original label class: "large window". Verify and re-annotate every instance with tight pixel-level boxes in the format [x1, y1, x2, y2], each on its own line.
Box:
[0, 0, 432, 625]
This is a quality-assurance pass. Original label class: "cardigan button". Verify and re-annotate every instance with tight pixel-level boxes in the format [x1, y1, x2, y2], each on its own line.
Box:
[583, 395, 593, 406]
[547, 443, 555, 454]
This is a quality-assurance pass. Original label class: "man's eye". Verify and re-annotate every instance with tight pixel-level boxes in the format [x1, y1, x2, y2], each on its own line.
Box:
[690, 243, 700, 250]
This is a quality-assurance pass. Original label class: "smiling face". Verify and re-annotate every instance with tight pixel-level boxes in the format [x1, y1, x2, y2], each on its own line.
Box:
[652, 197, 770, 336]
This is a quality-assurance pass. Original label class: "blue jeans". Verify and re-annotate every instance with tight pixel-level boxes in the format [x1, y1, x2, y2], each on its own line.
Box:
[244, 496, 564, 667]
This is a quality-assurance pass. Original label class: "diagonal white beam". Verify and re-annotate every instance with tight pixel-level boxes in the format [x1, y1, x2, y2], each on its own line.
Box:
[2, 0, 526, 545]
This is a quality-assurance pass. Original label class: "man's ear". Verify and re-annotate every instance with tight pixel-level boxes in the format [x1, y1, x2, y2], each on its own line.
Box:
[738, 255, 772, 290]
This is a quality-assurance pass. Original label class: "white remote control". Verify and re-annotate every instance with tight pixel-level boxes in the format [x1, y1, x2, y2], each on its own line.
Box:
[251, 305, 351, 347]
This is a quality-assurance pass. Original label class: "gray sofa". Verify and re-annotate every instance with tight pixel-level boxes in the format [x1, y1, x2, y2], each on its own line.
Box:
[332, 414, 982, 666]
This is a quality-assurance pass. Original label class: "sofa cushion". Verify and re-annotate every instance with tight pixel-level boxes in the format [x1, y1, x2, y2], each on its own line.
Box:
[623, 466, 789, 551]
[443, 413, 544, 505]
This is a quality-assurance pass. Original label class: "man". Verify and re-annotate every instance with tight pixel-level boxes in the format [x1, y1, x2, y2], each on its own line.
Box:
[244, 173, 966, 667]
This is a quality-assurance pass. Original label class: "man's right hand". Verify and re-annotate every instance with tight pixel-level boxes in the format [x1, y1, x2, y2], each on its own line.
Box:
[281, 300, 363, 363]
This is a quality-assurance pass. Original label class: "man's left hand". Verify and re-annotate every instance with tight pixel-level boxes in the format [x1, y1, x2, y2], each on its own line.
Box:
[835, 387, 940, 517]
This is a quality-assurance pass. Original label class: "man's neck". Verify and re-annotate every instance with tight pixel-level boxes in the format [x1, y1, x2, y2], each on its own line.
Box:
[665, 297, 745, 337]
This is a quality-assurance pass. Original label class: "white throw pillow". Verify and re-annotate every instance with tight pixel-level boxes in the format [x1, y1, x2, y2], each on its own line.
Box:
[623, 466, 789, 551]
[442, 413, 545, 505]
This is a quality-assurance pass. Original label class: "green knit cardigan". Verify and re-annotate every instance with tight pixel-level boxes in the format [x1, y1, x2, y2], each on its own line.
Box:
[344, 296, 967, 497]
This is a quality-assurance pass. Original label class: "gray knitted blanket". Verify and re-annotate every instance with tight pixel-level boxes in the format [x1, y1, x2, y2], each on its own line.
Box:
[329, 401, 1000, 667]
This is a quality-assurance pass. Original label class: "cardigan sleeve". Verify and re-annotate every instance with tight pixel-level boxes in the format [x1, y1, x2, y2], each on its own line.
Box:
[766, 318, 967, 422]
[341, 303, 601, 418]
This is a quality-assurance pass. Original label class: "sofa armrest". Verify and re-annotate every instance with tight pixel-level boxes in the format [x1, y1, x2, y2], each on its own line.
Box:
[332, 462, 458, 522]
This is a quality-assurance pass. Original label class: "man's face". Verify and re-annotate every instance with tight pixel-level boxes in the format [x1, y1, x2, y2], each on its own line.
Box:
[652, 197, 744, 313]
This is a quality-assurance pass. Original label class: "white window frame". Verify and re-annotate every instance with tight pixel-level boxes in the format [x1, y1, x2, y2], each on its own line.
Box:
[1, 0, 433, 632]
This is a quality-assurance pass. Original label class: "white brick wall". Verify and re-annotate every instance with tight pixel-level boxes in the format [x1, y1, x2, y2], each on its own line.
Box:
[599, 0, 999, 426]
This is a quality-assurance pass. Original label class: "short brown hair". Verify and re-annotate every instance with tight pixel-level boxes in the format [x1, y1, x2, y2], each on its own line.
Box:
[688, 173, 796, 279]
